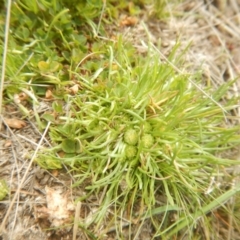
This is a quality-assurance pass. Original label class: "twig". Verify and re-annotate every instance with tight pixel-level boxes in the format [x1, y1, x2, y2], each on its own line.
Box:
[96, 0, 106, 36]
[72, 201, 81, 240]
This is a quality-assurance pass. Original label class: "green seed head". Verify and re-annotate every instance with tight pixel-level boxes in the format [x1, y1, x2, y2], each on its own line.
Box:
[124, 129, 138, 145]
[143, 122, 152, 133]
[142, 134, 154, 148]
[125, 145, 137, 159]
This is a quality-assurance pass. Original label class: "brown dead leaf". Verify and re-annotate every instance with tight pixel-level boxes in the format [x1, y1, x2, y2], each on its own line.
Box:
[208, 35, 221, 47]
[18, 92, 28, 101]
[13, 94, 21, 104]
[45, 89, 53, 99]
[35, 206, 50, 219]
[69, 84, 79, 95]
[58, 151, 65, 158]
[13, 92, 28, 104]
[45, 186, 75, 227]
[35, 187, 75, 229]
[51, 169, 59, 177]
[110, 35, 117, 41]
[4, 140, 12, 148]
[4, 118, 27, 129]
[120, 16, 138, 27]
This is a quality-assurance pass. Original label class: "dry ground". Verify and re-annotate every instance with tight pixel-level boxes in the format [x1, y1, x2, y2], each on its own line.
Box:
[0, 0, 240, 239]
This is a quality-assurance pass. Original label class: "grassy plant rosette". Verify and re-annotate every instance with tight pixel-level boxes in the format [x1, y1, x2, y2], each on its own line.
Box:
[37, 41, 240, 237]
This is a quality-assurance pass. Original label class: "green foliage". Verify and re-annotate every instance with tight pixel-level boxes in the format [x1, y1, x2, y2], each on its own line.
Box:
[1, 0, 166, 111]
[0, 180, 8, 200]
[36, 41, 240, 236]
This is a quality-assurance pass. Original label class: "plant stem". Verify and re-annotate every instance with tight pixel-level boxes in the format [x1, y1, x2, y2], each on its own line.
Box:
[0, 0, 12, 130]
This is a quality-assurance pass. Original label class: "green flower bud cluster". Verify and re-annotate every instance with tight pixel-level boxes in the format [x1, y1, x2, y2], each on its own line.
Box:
[124, 122, 155, 159]
[124, 129, 138, 146]
[125, 145, 137, 159]
[141, 133, 154, 148]
[124, 129, 138, 159]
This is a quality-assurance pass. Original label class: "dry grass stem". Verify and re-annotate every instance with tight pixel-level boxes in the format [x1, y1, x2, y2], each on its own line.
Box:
[0, 122, 51, 232]
[72, 201, 81, 240]
[0, 0, 12, 129]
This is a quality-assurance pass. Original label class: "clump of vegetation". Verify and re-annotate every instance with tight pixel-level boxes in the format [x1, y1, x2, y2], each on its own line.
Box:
[1, 0, 240, 238]
[37, 40, 240, 237]
[1, 0, 164, 117]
